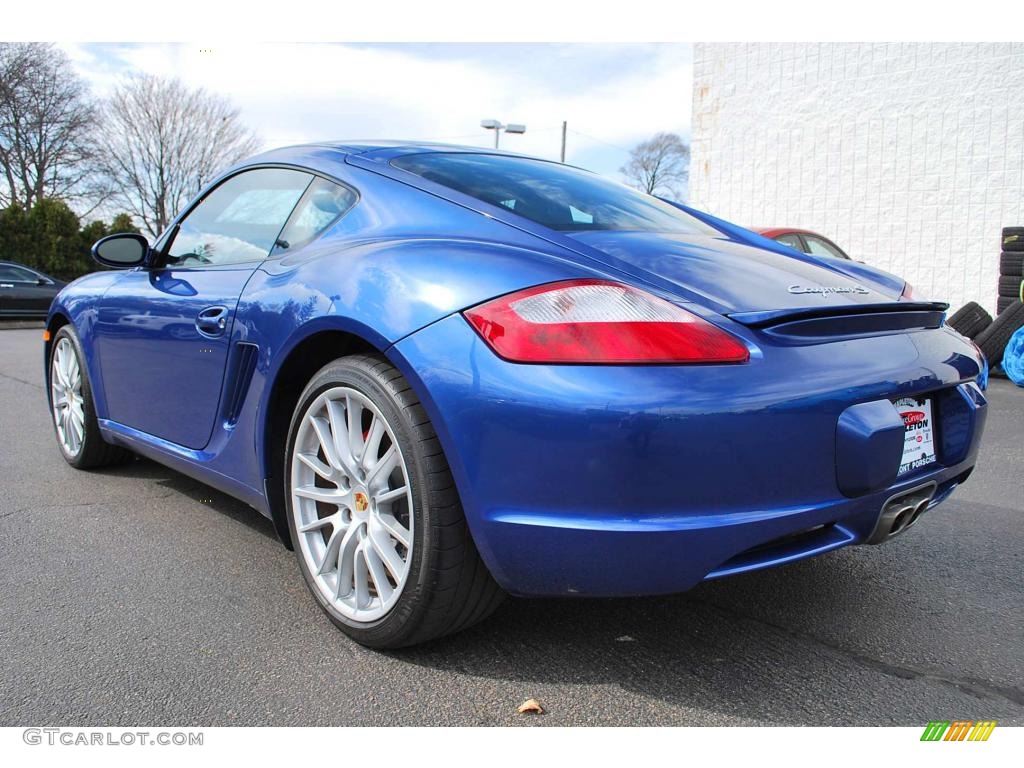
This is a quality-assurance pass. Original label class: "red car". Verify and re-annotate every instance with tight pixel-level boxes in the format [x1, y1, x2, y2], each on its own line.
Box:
[754, 227, 853, 260]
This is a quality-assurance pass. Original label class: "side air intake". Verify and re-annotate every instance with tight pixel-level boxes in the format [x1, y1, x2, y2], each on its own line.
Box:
[224, 342, 259, 425]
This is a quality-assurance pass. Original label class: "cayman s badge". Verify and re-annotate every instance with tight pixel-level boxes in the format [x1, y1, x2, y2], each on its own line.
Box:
[788, 284, 871, 296]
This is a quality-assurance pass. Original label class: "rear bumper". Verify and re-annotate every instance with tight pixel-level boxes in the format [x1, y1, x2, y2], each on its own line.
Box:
[390, 315, 988, 597]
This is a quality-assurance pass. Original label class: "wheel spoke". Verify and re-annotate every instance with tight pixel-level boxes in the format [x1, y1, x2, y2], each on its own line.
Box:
[53, 347, 67, 388]
[317, 525, 346, 576]
[294, 485, 347, 505]
[326, 399, 361, 479]
[65, 410, 78, 452]
[374, 485, 408, 506]
[354, 545, 370, 608]
[335, 524, 360, 599]
[70, 408, 85, 438]
[367, 445, 398, 487]
[309, 415, 343, 471]
[298, 513, 336, 534]
[60, 345, 72, 386]
[296, 451, 333, 480]
[375, 511, 411, 549]
[364, 544, 394, 603]
[368, 530, 405, 583]
[362, 415, 386, 466]
[345, 393, 365, 462]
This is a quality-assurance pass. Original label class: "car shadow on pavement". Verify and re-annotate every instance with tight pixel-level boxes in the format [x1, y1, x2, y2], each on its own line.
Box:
[388, 549, 1024, 725]
[96, 454, 278, 541]
[382, 557, 875, 723]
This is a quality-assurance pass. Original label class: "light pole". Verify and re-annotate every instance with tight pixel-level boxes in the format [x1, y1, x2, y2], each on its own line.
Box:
[481, 119, 526, 149]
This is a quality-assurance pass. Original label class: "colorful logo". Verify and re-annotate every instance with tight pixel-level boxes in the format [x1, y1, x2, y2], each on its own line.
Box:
[354, 491, 369, 513]
[920, 721, 997, 741]
[901, 410, 926, 426]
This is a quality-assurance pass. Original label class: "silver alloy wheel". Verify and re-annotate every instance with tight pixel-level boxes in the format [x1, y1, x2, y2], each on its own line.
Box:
[290, 386, 414, 623]
[51, 337, 85, 457]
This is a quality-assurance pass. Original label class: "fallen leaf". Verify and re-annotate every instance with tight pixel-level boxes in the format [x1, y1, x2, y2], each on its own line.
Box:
[517, 698, 545, 715]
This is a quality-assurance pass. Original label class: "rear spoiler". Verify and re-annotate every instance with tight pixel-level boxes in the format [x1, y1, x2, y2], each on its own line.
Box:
[728, 301, 950, 328]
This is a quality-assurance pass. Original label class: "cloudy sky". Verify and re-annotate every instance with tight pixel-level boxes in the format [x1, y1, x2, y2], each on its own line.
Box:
[60, 43, 692, 183]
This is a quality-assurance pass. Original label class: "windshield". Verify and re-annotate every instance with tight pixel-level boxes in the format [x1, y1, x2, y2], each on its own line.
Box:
[391, 152, 717, 235]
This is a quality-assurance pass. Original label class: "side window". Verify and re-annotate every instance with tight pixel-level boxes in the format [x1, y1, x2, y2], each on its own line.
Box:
[165, 168, 313, 267]
[0, 264, 39, 281]
[272, 177, 357, 254]
[774, 233, 805, 252]
[804, 235, 847, 260]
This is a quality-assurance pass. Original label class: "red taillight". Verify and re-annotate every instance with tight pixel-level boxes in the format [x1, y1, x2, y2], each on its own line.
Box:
[462, 279, 750, 364]
[901, 281, 922, 301]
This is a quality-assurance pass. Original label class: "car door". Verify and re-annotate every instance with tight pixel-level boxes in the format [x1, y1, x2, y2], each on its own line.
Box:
[0, 263, 54, 315]
[95, 167, 313, 449]
[0, 263, 19, 314]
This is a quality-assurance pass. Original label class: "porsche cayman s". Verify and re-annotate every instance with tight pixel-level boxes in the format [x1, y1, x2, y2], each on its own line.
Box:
[45, 143, 988, 647]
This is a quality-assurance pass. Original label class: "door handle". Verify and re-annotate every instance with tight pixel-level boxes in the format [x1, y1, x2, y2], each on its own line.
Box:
[196, 305, 229, 337]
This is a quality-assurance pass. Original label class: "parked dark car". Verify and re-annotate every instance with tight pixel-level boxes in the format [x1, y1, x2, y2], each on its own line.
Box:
[754, 227, 853, 260]
[0, 261, 65, 317]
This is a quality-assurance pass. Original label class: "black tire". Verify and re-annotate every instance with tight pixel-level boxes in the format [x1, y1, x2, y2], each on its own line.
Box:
[48, 326, 132, 469]
[1000, 251, 1024, 277]
[998, 275, 1023, 299]
[284, 353, 503, 648]
[998, 295, 1016, 315]
[1003, 227, 1024, 252]
[946, 301, 993, 339]
[975, 300, 1024, 366]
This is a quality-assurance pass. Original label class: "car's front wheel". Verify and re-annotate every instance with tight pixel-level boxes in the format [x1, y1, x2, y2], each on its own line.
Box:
[48, 325, 131, 469]
[285, 354, 503, 648]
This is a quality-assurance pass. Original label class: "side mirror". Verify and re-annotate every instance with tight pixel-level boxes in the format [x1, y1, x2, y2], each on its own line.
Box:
[92, 233, 150, 268]
[36, 277, 50, 286]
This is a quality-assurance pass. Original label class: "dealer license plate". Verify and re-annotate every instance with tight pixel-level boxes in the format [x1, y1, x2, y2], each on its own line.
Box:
[894, 396, 937, 475]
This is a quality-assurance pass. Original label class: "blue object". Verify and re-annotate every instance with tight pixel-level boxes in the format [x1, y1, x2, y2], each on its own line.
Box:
[45, 142, 989, 597]
[1003, 325, 1024, 386]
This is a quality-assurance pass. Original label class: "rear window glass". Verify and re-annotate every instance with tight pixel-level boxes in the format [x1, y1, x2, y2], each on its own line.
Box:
[391, 152, 716, 235]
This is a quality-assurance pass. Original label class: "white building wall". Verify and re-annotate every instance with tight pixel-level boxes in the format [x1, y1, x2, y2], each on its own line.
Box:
[690, 43, 1024, 314]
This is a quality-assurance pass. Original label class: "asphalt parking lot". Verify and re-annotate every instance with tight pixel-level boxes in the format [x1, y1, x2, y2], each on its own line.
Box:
[1, 325, 1022, 726]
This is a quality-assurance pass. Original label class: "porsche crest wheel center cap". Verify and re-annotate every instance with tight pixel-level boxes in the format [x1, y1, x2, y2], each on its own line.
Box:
[354, 491, 370, 514]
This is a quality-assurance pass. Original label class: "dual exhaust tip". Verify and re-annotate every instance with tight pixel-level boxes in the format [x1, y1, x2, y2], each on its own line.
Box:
[865, 482, 938, 545]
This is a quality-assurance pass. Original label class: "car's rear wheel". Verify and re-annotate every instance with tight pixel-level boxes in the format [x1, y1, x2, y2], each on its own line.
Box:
[49, 326, 131, 469]
[285, 354, 503, 648]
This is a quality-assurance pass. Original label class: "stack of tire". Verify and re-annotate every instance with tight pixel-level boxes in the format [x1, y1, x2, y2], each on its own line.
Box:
[998, 226, 1024, 314]
[946, 227, 1024, 369]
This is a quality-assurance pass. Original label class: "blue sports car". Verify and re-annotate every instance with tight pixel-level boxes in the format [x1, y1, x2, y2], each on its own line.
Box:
[45, 143, 988, 648]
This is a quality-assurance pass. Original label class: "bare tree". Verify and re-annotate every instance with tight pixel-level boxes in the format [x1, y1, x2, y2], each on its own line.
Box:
[96, 75, 261, 236]
[620, 132, 690, 199]
[0, 43, 98, 209]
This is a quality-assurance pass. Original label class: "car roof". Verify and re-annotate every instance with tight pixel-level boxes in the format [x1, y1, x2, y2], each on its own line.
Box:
[230, 141, 564, 191]
[754, 227, 827, 238]
[249, 140, 529, 165]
